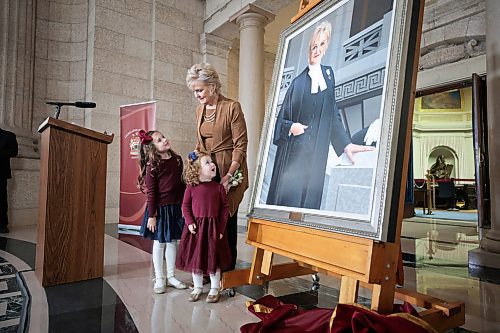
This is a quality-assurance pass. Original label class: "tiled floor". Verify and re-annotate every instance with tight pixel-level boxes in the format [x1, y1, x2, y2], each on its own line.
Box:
[0, 211, 499, 332]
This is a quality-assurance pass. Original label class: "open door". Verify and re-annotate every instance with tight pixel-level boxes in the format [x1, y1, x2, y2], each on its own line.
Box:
[471, 73, 490, 231]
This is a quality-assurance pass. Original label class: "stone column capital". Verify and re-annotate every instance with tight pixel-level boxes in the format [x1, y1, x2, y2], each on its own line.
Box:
[230, 4, 275, 29]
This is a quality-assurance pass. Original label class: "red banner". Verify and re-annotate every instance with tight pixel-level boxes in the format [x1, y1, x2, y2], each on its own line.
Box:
[119, 102, 156, 235]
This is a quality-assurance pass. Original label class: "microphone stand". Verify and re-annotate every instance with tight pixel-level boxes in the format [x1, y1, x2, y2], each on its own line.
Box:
[53, 105, 63, 119]
[47, 101, 96, 119]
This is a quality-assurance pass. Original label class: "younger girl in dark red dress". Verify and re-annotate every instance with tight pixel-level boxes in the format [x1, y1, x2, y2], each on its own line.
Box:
[177, 151, 232, 303]
[137, 130, 188, 294]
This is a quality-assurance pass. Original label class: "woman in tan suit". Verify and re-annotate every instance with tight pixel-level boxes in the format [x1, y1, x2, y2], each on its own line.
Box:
[186, 63, 248, 270]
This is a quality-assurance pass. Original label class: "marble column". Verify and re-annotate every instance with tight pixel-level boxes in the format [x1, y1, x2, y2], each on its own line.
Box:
[481, 0, 500, 254]
[230, 5, 274, 214]
[0, 0, 38, 158]
[0, 0, 40, 228]
[469, 0, 500, 269]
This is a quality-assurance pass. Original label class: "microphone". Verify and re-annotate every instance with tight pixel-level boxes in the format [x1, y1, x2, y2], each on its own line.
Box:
[46, 101, 96, 119]
[46, 101, 96, 108]
[74, 101, 96, 108]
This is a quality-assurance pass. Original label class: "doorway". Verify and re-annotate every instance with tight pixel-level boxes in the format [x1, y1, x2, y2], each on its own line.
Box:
[411, 83, 478, 222]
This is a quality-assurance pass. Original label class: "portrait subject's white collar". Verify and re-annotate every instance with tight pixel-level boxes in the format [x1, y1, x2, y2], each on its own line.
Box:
[308, 63, 327, 94]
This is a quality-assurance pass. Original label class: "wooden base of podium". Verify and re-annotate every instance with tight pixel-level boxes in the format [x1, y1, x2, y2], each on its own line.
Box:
[35, 117, 113, 287]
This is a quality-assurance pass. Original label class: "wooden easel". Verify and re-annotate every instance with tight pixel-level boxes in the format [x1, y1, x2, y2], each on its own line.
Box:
[222, 0, 465, 331]
[223, 217, 464, 330]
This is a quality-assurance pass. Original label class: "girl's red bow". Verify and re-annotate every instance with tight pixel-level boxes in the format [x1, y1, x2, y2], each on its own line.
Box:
[138, 130, 153, 144]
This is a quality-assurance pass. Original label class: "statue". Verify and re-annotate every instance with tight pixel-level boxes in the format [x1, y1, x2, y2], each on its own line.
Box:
[430, 155, 453, 179]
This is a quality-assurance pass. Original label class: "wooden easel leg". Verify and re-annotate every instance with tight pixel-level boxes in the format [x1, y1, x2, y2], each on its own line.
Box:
[371, 277, 397, 314]
[371, 243, 399, 313]
[261, 250, 274, 276]
[339, 276, 359, 304]
[396, 245, 404, 286]
[248, 247, 266, 285]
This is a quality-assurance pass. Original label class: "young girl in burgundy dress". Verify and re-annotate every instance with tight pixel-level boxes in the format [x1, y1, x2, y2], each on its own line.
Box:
[177, 151, 232, 303]
[137, 130, 188, 294]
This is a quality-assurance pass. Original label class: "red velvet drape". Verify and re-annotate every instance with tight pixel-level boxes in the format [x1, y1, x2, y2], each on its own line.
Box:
[241, 295, 437, 333]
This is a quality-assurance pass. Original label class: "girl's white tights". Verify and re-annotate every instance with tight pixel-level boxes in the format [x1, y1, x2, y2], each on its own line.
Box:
[152, 241, 166, 288]
[152, 241, 184, 288]
[191, 272, 203, 294]
[209, 269, 221, 296]
[192, 269, 220, 295]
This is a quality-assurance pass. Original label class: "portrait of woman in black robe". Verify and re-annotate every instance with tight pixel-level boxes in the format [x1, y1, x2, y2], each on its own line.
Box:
[266, 21, 374, 210]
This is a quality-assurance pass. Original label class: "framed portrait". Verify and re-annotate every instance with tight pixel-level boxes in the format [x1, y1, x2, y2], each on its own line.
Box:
[248, 0, 421, 241]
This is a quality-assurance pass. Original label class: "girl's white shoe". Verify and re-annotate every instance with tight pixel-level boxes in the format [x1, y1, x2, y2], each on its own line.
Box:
[206, 288, 220, 303]
[167, 276, 188, 289]
[153, 278, 166, 294]
[188, 288, 202, 302]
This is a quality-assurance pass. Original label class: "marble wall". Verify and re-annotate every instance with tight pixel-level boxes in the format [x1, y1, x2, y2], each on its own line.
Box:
[4, 0, 206, 225]
[417, 0, 486, 89]
[87, 0, 206, 222]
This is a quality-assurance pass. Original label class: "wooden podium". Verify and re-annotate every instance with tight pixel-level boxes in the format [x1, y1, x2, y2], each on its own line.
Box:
[36, 117, 114, 287]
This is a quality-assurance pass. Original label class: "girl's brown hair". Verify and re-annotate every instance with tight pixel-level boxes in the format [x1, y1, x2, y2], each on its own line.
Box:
[137, 130, 179, 191]
[183, 151, 208, 186]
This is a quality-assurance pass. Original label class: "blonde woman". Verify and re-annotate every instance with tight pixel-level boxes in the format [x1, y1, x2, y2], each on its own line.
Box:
[186, 63, 248, 271]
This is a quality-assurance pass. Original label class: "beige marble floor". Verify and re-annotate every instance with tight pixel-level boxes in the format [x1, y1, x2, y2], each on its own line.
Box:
[5, 215, 500, 332]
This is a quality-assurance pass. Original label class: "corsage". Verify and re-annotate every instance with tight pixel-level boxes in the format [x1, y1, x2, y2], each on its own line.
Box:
[228, 169, 244, 188]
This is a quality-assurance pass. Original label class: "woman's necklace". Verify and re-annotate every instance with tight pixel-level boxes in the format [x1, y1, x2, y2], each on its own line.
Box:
[204, 105, 216, 123]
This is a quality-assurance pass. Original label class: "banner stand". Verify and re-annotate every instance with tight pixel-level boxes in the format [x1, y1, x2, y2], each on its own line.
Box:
[119, 101, 156, 252]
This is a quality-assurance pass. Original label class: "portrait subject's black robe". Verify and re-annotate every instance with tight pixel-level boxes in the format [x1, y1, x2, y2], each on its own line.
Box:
[266, 65, 351, 209]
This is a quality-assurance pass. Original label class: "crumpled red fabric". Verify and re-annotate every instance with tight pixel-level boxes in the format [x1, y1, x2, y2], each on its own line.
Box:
[240, 295, 333, 333]
[332, 303, 436, 333]
[241, 295, 436, 333]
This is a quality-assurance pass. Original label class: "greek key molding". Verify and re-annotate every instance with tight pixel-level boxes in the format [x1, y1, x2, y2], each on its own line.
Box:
[335, 68, 385, 102]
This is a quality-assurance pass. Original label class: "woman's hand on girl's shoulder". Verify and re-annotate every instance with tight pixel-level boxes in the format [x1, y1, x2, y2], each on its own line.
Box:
[219, 233, 223, 240]
[188, 223, 197, 234]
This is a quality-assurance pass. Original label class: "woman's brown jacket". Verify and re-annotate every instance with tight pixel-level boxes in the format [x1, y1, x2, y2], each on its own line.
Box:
[195, 95, 249, 216]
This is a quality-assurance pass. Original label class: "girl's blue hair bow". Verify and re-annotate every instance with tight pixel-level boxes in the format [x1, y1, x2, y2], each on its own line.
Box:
[188, 151, 197, 162]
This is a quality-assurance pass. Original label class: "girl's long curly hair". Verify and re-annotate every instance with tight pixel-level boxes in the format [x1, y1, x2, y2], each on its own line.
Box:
[183, 151, 208, 186]
[137, 130, 179, 192]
